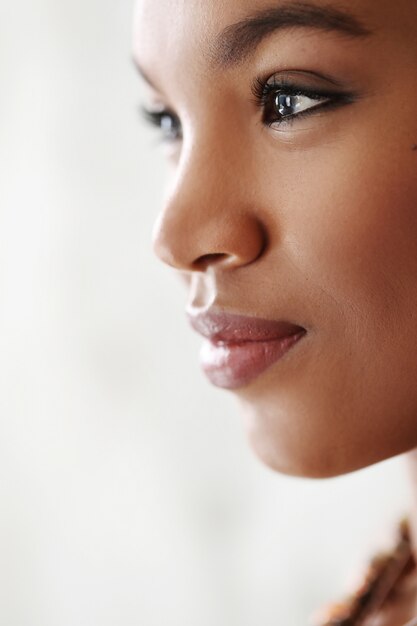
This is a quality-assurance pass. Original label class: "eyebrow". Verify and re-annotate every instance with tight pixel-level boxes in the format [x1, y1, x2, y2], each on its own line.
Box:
[211, 2, 372, 67]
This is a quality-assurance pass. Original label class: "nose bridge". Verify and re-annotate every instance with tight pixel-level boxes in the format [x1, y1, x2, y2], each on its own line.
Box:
[153, 127, 266, 271]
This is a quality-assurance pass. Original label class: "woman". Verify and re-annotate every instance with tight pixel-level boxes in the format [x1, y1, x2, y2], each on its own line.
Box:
[133, 0, 417, 623]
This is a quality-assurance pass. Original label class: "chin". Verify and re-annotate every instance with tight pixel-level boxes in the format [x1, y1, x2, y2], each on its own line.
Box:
[245, 423, 350, 479]
[239, 399, 417, 480]
[241, 404, 339, 479]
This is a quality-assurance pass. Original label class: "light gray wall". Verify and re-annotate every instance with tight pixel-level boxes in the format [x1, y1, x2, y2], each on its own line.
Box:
[0, 1, 410, 625]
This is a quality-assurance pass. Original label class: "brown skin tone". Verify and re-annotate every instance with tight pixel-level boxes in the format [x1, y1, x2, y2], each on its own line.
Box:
[134, 1, 417, 622]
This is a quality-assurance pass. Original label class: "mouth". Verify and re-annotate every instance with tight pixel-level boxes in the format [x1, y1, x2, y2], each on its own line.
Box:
[187, 310, 306, 390]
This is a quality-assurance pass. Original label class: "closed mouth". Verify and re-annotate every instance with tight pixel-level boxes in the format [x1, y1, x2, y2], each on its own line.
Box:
[187, 309, 306, 389]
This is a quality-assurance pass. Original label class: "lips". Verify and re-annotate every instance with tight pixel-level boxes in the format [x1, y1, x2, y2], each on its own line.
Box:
[188, 310, 306, 389]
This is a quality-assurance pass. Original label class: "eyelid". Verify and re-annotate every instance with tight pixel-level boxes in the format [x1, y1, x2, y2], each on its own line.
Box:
[140, 104, 176, 124]
[252, 79, 334, 110]
[252, 69, 344, 95]
[251, 70, 345, 103]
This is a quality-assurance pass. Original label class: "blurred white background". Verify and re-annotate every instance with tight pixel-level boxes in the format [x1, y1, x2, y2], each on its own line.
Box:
[0, 1, 411, 625]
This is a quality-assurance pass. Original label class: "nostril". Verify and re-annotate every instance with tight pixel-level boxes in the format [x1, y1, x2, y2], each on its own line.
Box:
[192, 253, 230, 271]
[154, 210, 267, 272]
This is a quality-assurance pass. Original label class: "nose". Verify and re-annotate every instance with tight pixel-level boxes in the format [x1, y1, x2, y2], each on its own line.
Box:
[152, 138, 267, 273]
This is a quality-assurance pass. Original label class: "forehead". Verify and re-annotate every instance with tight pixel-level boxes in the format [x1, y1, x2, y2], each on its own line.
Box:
[133, 0, 416, 85]
[132, 0, 238, 75]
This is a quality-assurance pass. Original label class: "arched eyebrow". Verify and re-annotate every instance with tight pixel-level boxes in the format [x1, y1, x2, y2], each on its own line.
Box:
[211, 2, 373, 68]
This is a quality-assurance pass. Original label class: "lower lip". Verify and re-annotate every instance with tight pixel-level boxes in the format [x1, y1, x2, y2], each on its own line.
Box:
[199, 331, 305, 390]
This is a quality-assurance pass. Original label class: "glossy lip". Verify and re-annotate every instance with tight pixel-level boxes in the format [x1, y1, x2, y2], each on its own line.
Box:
[188, 310, 306, 389]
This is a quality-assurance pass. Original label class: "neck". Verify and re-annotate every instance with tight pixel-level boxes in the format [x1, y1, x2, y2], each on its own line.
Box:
[406, 451, 417, 563]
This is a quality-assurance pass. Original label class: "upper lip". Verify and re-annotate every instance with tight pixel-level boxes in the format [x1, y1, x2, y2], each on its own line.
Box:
[187, 310, 306, 344]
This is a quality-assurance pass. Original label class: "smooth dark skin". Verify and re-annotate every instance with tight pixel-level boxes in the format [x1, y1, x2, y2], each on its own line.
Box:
[134, 1, 417, 622]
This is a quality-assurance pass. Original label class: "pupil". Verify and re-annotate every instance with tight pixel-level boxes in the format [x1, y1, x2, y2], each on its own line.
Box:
[276, 94, 302, 117]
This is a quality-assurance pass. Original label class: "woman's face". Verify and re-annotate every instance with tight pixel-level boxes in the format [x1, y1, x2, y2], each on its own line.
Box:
[134, 0, 417, 477]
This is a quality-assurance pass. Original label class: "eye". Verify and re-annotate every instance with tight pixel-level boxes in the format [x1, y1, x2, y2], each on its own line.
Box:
[260, 85, 331, 128]
[141, 106, 182, 142]
[273, 92, 328, 119]
[252, 73, 354, 130]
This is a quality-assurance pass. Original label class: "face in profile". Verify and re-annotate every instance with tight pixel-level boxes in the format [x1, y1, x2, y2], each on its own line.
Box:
[133, 0, 417, 478]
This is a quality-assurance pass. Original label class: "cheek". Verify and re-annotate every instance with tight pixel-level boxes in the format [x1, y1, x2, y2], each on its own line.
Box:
[240, 144, 417, 478]
[298, 146, 417, 326]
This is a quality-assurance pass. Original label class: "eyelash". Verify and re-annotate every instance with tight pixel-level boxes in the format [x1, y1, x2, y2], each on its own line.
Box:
[251, 77, 353, 128]
[141, 76, 354, 140]
[141, 106, 182, 142]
